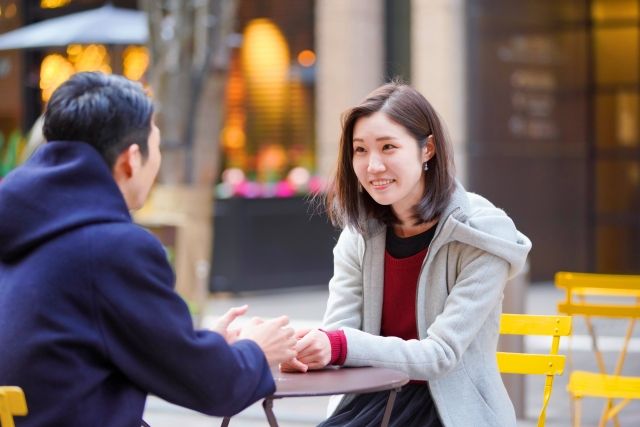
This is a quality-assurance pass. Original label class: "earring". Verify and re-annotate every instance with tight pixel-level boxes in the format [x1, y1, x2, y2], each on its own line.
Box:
[423, 161, 429, 171]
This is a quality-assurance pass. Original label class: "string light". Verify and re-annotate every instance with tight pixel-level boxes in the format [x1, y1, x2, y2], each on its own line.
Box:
[40, 44, 149, 102]
[40, 0, 71, 9]
[123, 46, 149, 81]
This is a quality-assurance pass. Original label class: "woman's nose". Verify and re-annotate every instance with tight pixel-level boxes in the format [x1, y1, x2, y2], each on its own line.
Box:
[367, 155, 385, 173]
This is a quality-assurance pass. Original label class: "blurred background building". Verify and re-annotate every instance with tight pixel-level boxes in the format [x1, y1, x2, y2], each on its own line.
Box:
[0, 0, 638, 292]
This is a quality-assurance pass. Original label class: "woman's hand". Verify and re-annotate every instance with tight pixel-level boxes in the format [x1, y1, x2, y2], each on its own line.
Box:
[280, 328, 331, 372]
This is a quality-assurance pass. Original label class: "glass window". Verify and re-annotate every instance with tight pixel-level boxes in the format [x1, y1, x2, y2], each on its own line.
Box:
[592, 0, 639, 21]
[592, 0, 640, 273]
[597, 224, 640, 273]
[594, 27, 639, 85]
[596, 92, 639, 148]
[596, 159, 640, 214]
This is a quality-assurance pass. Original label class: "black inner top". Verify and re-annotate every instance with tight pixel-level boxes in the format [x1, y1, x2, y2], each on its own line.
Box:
[385, 223, 438, 259]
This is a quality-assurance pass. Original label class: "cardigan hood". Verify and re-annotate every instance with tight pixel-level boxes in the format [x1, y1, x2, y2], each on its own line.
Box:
[440, 183, 531, 278]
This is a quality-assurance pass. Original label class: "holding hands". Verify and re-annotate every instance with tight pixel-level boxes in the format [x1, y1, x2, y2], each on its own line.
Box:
[280, 328, 331, 373]
[212, 309, 331, 370]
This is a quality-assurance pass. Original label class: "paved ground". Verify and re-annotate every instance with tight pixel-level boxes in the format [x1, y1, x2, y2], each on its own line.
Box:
[143, 282, 640, 426]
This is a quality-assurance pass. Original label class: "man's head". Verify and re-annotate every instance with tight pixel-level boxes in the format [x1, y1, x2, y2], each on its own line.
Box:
[43, 72, 161, 210]
[43, 72, 154, 169]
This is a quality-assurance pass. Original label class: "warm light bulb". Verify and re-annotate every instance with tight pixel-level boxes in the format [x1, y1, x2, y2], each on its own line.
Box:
[297, 50, 316, 67]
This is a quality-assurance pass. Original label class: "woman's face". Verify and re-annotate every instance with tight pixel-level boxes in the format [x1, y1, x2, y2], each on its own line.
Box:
[351, 111, 433, 218]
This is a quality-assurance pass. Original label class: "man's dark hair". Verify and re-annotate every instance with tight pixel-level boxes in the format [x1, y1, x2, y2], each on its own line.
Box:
[43, 72, 154, 169]
[326, 81, 456, 233]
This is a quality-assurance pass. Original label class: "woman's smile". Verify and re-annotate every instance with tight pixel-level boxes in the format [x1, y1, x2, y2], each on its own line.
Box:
[370, 178, 396, 190]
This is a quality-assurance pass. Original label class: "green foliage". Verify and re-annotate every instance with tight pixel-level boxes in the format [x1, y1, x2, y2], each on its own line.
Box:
[0, 132, 4, 177]
[0, 130, 26, 178]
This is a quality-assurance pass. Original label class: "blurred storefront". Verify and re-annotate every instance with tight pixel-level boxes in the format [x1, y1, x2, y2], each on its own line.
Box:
[210, 0, 340, 292]
[317, 0, 640, 280]
[2, 0, 639, 287]
[0, 0, 147, 177]
[466, 0, 640, 279]
[0, 1, 24, 176]
[3, 0, 146, 127]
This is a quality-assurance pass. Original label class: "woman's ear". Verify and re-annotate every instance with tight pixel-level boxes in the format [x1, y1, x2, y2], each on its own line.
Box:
[423, 135, 436, 163]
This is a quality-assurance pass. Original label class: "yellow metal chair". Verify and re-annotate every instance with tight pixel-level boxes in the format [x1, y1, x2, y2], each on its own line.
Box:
[555, 271, 640, 427]
[0, 386, 27, 427]
[497, 313, 572, 427]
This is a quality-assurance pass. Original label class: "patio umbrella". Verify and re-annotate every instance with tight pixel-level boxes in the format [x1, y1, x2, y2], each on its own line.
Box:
[0, 4, 148, 50]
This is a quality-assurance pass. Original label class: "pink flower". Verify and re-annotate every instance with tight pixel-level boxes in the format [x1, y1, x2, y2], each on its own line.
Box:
[235, 181, 262, 198]
[274, 181, 295, 198]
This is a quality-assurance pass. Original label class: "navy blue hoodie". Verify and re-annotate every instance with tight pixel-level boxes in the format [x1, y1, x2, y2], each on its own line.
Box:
[0, 141, 275, 426]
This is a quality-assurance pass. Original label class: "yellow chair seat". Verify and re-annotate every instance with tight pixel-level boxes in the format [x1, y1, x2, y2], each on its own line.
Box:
[568, 371, 640, 400]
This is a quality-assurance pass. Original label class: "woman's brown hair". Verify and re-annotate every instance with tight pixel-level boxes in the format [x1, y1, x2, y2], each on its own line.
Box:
[325, 81, 456, 233]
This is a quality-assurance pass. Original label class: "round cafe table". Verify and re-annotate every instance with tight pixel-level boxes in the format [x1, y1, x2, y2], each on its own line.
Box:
[221, 366, 410, 427]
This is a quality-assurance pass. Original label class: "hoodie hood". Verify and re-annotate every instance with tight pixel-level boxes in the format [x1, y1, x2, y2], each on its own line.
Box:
[0, 141, 131, 262]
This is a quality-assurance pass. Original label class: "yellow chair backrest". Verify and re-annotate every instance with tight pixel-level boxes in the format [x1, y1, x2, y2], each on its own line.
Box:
[497, 313, 572, 427]
[0, 386, 27, 427]
[555, 271, 640, 319]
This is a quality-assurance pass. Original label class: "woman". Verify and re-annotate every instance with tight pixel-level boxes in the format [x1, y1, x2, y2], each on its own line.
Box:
[281, 82, 532, 427]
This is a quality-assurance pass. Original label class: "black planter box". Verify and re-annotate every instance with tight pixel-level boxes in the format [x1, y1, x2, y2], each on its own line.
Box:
[210, 196, 340, 292]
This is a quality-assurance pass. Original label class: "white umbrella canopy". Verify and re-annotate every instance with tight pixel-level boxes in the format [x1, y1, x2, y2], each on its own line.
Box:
[0, 4, 148, 50]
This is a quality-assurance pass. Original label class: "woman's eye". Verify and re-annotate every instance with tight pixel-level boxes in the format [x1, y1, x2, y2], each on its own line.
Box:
[353, 146, 366, 153]
[382, 144, 396, 151]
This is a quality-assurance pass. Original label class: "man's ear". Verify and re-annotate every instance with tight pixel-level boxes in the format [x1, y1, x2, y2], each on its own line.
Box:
[112, 144, 142, 180]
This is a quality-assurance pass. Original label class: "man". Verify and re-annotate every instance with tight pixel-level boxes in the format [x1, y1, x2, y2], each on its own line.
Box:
[0, 72, 296, 426]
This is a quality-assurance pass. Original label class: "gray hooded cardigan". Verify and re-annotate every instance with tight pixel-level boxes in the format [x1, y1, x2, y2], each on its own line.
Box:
[322, 182, 532, 427]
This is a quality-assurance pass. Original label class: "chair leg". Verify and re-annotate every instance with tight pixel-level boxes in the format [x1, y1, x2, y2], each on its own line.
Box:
[220, 417, 230, 427]
[584, 315, 607, 375]
[0, 398, 16, 427]
[380, 388, 400, 427]
[262, 398, 279, 427]
[598, 398, 628, 427]
[605, 399, 631, 423]
[573, 397, 581, 427]
[607, 317, 635, 427]
[598, 405, 607, 427]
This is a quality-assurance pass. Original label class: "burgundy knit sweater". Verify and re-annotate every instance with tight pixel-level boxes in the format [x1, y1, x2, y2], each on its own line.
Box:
[325, 247, 428, 364]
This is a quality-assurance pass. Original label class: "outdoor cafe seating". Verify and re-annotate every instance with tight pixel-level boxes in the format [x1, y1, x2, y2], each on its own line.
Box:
[556, 271, 640, 427]
[222, 313, 572, 427]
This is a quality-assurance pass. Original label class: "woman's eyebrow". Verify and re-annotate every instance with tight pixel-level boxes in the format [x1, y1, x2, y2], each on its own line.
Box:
[352, 136, 397, 143]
